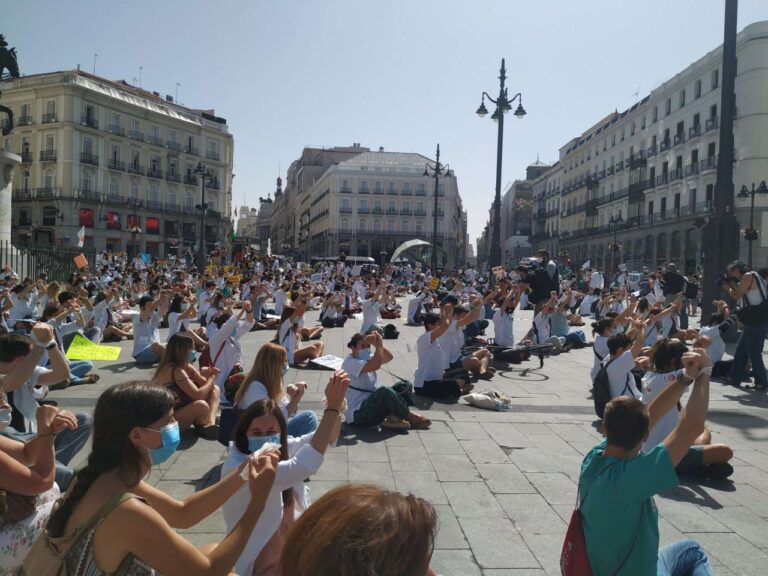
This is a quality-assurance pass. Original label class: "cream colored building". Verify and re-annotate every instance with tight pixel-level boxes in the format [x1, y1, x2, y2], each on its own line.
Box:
[531, 162, 563, 259]
[531, 21, 768, 273]
[2, 69, 233, 257]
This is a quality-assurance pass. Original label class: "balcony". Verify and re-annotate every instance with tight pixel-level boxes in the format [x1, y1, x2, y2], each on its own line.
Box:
[81, 115, 99, 129]
[20, 150, 33, 164]
[372, 188, 384, 195]
[166, 171, 181, 183]
[148, 135, 164, 147]
[109, 124, 125, 137]
[415, 189, 427, 196]
[700, 155, 717, 172]
[127, 163, 145, 175]
[104, 194, 125, 206]
[386, 207, 398, 215]
[126, 197, 144, 209]
[208, 209, 222, 219]
[358, 207, 370, 214]
[185, 145, 199, 155]
[669, 168, 683, 182]
[107, 159, 126, 172]
[340, 187, 352, 194]
[183, 206, 197, 216]
[656, 173, 669, 186]
[414, 209, 426, 216]
[184, 174, 198, 186]
[401, 189, 412, 196]
[167, 141, 181, 152]
[628, 152, 647, 169]
[18, 217, 33, 226]
[41, 112, 57, 124]
[18, 115, 33, 126]
[163, 202, 180, 212]
[359, 188, 370, 195]
[684, 163, 699, 177]
[647, 144, 658, 158]
[39, 149, 57, 162]
[80, 151, 99, 166]
[76, 189, 101, 202]
[629, 181, 647, 203]
[689, 125, 701, 139]
[339, 206, 352, 213]
[606, 166, 614, 176]
[372, 206, 384, 214]
[147, 167, 163, 179]
[206, 149, 221, 161]
[401, 208, 412, 215]
[673, 133, 685, 146]
[586, 175, 599, 190]
[129, 130, 144, 142]
[615, 160, 624, 172]
[386, 188, 398, 195]
[206, 179, 221, 191]
[705, 116, 719, 132]
[12, 188, 33, 200]
[659, 138, 670, 152]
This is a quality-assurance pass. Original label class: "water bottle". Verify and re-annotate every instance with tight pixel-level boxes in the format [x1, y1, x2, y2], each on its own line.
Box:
[494, 400, 509, 411]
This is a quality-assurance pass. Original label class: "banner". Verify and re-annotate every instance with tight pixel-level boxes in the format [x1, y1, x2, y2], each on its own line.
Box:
[65, 333, 121, 361]
[428, 276, 440, 290]
[77, 226, 86, 248]
[73, 253, 88, 269]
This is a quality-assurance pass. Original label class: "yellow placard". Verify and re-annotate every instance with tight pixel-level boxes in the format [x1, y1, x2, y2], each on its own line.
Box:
[429, 277, 439, 290]
[65, 333, 122, 361]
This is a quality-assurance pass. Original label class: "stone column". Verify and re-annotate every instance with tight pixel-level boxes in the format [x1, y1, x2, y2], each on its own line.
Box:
[0, 150, 21, 244]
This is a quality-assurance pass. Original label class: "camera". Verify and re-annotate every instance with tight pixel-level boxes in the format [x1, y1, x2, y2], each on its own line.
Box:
[716, 273, 738, 287]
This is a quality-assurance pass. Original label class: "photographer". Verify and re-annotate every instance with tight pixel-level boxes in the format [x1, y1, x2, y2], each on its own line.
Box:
[721, 261, 768, 390]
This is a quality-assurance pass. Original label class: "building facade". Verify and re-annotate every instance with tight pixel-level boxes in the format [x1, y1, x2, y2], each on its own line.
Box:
[1, 69, 233, 257]
[530, 21, 768, 273]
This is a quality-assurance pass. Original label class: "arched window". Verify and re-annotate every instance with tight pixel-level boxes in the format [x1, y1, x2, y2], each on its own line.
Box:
[359, 219, 367, 231]
[416, 220, 423, 233]
[341, 218, 350, 231]
[109, 176, 119, 198]
[387, 220, 395, 232]
[402, 220, 409, 232]
[130, 179, 139, 199]
[44, 170, 54, 190]
[374, 219, 381, 232]
[168, 190, 177, 207]
[149, 182, 159, 203]
[22, 170, 30, 191]
[184, 190, 192, 208]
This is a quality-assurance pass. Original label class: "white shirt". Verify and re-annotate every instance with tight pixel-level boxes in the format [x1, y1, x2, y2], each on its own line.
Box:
[166, 311, 191, 342]
[492, 309, 514, 347]
[589, 272, 604, 291]
[236, 379, 290, 418]
[278, 319, 299, 364]
[532, 312, 551, 342]
[132, 312, 161, 356]
[207, 315, 255, 390]
[222, 435, 324, 576]
[13, 366, 48, 433]
[407, 292, 428, 324]
[641, 371, 682, 452]
[438, 319, 464, 365]
[8, 291, 37, 327]
[92, 300, 110, 337]
[273, 289, 287, 316]
[604, 351, 640, 399]
[591, 335, 610, 382]
[341, 353, 378, 423]
[361, 300, 380, 333]
[700, 325, 726, 364]
[414, 330, 446, 388]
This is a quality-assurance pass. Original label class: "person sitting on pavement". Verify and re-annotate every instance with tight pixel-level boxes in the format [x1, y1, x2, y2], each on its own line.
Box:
[39, 380, 277, 576]
[522, 292, 567, 353]
[414, 308, 472, 399]
[280, 484, 439, 576]
[166, 293, 206, 349]
[342, 332, 431, 430]
[39, 303, 100, 386]
[438, 295, 495, 381]
[208, 300, 256, 398]
[92, 288, 134, 343]
[0, 403, 76, 575]
[319, 291, 347, 329]
[406, 288, 431, 325]
[276, 305, 324, 367]
[697, 300, 737, 378]
[0, 322, 91, 492]
[132, 291, 170, 365]
[590, 318, 614, 383]
[235, 342, 318, 438]
[578, 348, 715, 575]
[598, 322, 646, 399]
[360, 283, 386, 334]
[222, 372, 347, 576]
[492, 285, 522, 348]
[548, 289, 588, 349]
[152, 333, 220, 440]
[639, 338, 734, 479]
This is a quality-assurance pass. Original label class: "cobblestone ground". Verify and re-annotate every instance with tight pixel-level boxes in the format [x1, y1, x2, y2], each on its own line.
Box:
[51, 308, 768, 575]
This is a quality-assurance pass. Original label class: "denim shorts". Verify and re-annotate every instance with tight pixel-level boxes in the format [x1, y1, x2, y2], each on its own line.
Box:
[134, 345, 160, 365]
[676, 445, 705, 474]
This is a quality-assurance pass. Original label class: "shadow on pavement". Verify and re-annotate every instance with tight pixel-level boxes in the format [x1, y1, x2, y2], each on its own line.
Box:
[660, 479, 735, 509]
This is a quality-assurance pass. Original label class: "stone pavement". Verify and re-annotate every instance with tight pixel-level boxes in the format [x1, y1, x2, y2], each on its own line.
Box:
[50, 307, 768, 575]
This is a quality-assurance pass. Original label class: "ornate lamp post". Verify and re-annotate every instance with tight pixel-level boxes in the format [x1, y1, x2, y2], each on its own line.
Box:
[475, 58, 526, 269]
[608, 215, 623, 275]
[129, 226, 142, 258]
[423, 143, 451, 272]
[737, 180, 767, 268]
[195, 161, 212, 271]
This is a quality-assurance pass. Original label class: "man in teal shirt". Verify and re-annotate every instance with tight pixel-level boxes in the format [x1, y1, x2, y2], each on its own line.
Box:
[578, 348, 714, 575]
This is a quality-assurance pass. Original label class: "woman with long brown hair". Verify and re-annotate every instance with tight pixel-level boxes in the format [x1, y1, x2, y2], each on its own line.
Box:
[275, 305, 323, 366]
[153, 333, 220, 439]
[222, 371, 347, 576]
[280, 484, 439, 576]
[235, 342, 317, 437]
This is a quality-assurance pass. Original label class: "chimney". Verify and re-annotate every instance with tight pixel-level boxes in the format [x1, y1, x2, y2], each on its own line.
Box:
[152, 91, 160, 97]
[379, 146, 384, 152]
[166, 95, 173, 102]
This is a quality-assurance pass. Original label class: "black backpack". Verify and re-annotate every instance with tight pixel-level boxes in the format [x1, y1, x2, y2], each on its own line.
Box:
[593, 356, 618, 419]
[383, 324, 399, 339]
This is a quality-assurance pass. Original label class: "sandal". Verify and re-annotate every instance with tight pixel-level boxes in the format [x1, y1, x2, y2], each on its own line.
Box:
[407, 413, 432, 430]
[195, 424, 220, 440]
[83, 374, 100, 384]
[381, 416, 411, 430]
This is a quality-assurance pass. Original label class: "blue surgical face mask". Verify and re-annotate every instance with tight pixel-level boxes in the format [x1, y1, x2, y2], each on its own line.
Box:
[282, 363, 289, 376]
[358, 348, 372, 361]
[248, 434, 281, 454]
[147, 422, 180, 465]
[230, 328, 237, 338]
[187, 350, 196, 363]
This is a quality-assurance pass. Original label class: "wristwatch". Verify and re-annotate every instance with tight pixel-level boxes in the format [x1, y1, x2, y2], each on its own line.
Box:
[675, 371, 695, 387]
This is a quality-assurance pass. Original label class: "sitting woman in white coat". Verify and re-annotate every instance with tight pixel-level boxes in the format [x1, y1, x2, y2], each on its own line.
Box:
[221, 371, 348, 576]
[207, 301, 255, 400]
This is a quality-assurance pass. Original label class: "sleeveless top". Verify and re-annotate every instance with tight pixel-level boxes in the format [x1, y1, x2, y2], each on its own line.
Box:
[64, 496, 156, 576]
[742, 272, 767, 306]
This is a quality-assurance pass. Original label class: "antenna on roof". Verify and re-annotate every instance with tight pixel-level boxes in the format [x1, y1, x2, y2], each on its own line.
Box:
[631, 85, 640, 103]
[139, 66, 143, 88]
[93, 53, 98, 75]
[175, 82, 182, 103]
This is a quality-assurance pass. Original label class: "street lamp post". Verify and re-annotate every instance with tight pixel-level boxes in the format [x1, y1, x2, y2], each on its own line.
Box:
[129, 226, 142, 258]
[475, 58, 526, 269]
[737, 180, 767, 268]
[608, 215, 623, 276]
[423, 143, 451, 273]
[195, 162, 212, 272]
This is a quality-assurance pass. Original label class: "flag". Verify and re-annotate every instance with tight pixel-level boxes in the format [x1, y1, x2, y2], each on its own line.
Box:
[77, 226, 86, 248]
[581, 259, 591, 271]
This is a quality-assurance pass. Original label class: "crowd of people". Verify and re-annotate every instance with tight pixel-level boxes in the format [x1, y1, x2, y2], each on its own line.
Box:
[0, 247, 765, 575]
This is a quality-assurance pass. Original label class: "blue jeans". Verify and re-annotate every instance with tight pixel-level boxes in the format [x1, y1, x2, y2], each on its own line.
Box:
[679, 301, 689, 330]
[134, 345, 161, 365]
[657, 539, 713, 576]
[464, 319, 489, 339]
[68, 360, 94, 385]
[731, 323, 768, 386]
[564, 331, 586, 347]
[287, 410, 319, 437]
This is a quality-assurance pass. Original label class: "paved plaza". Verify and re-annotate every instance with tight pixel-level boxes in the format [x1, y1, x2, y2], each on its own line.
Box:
[51, 308, 768, 576]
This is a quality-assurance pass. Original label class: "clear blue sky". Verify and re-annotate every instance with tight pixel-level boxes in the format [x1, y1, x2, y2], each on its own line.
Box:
[6, 0, 768, 248]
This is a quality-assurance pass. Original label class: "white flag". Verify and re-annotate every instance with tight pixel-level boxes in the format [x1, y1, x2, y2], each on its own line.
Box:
[581, 259, 591, 271]
[77, 226, 86, 248]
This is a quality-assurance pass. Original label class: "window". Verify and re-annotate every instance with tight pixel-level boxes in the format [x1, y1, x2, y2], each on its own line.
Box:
[387, 182, 396, 193]
[374, 181, 382, 193]
[707, 142, 716, 158]
[711, 69, 719, 89]
[168, 190, 176, 206]
[416, 201, 424, 212]
[374, 200, 382, 210]
[360, 198, 368, 209]
[706, 183, 714, 206]
[403, 200, 410, 210]
[185, 190, 193, 208]
[621, 127, 625, 141]
[416, 220, 423, 233]
[374, 219, 381, 231]
[169, 130, 177, 144]
[665, 98, 671, 116]
[46, 100, 55, 115]
[44, 170, 53, 189]
[416, 183, 425, 194]
[652, 106, 658, 123]
[42, 206, 57, 226]
[630, 123, 635, 136]
[611, 134, 616, 146]
[341, 218, 350, 231]
[694, 79, 702, 99]
[111, 112, 120, 128]
[660, 198, 667, 216]
[402, 220, 410, 232]
[82, 171, 92, 192]
[341, 198, 350, 209]
[710, 104, 718, 119]
[45, 135, 54, 152]
[146, 217, 159, 234]
[149, 183, 159, 203]
[359, 180, 368, 193]
[388, 200, 395, 211]
[403, 182, 411, 194]
[359, 219, 367, 231]
[387, 220, 395, 232]
[679, 89, 685, 108]
[341, 179, 350, 192]
[131, 118, 140, 133]
[83, 137, 93, 154]
[693, 113, 700, 128]
[641, 116, 646, 130]
[111, 144, 120, 162]
[130, 179, 139, 199]
[109, 177, 119, 198]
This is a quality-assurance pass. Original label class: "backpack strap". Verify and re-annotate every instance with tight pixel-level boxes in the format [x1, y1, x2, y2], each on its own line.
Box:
[212, 336, 233, 366]
[593, 348, 604, 362]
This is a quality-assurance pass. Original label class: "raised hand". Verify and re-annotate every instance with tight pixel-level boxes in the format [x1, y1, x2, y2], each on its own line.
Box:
[325, 370, 350, 411]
